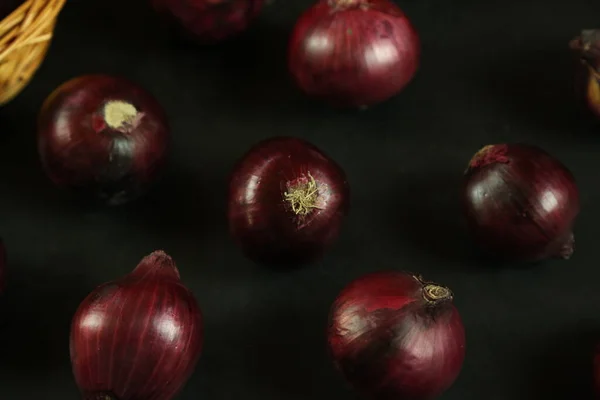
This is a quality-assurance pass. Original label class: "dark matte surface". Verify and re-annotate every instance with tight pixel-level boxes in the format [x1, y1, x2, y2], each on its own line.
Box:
[1, 0, 600, 399]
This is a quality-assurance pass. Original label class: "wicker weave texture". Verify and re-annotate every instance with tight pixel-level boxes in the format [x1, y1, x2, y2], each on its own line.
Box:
[0, 0, 66, 105]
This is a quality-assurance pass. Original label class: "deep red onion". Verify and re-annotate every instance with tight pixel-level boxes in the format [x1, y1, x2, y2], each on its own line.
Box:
[462, 144, 580, 262]
[288, 0, 420, 108]
[570, 30, 600, 119]
[37, 74, 170, 206]
[70, 251, 203, 400]
[151, 0, 265, 43]
[228, 136, 349, 266]
[328, 271, 465, 400]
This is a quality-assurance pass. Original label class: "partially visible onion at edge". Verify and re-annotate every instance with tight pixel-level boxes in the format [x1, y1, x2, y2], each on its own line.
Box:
[151, 0, 265, 43]
[462, 143, 580, 262]
[570, 30, 600, 119]
[594, 345, 600, 397]
[288, 0, 420, 108]
[228, 136, 349, 266]
[328, 271, 465, 400]
[70, 251, 203, 400]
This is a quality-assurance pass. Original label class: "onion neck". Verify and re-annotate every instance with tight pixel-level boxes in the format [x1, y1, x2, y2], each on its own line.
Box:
[93, 100, 144, 134]
[284, 172, 324, 216]
[413, 275, 453, 305]
[423, 284, 453, 303]
[129, 250, 181, 281]
[466, 144, 509, 172]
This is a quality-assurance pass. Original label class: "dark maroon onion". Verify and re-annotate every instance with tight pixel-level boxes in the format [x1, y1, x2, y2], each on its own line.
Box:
[228, 137, 349, 266]
[37, 74, 170, 206]
[462, 144, 580, 262]
[570, 30, 600, 119]
[328, 271, 465, 400]
[151, 0, 265, 43]
[288, 0, 420, 108]
[70, 251, 203, 400]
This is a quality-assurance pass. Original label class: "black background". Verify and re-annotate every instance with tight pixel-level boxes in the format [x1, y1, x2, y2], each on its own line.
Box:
[1, 0, 600, 399]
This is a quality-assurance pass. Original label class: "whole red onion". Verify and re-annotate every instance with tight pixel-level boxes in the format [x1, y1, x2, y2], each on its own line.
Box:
[37, 74, 170, 206]
[288, 0, 420, 108]
[570, 30, 600, 119]
[462, 144, 580, 262]
[228, 137, 349, 266]
[328, 271, 465, 400]
[151, 0, 265, 43]
[70, 251, 203, 400]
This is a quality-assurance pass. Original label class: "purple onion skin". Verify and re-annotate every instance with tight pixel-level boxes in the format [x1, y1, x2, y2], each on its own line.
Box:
[288, 0, 420, 108]
[37, 75, 170, 206]
[151, 0, 265, 44]
[328, 271, 465, 400]
[70, 251, 203, 400]
[462, 144, 580, 262]
[228, 137, 349, 266]
[570, 30, 600, 119]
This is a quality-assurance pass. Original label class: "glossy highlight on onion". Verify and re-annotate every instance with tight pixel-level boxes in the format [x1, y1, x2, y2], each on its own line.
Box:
[288, 0, 420, 108]
[570, 30, 600, 119]
[462, 144, 580, 262]
[37, 74, 170, 206]
[228, 137, 349, 266]
[328, 271, 465, 400]
[151, 0, 265, 43]
[70, 251, 203, 400]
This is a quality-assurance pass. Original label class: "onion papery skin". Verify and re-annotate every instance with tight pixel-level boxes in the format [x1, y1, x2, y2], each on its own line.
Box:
[151, 0, 265, 44]
[462, 144, 580, 262]
[328, 271, 465, 400]
[228, 136, 349, 266]
[37, 75, 170, 206]
[288, 0, 420, 108]
[70, 251, 203, 400]
[570, 30, 600, 119]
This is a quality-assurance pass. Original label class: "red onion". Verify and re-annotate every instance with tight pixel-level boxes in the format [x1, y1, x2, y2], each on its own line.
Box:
[328, 271, 465, 400]
[228, 136, 349, 266]
[288, 0, 420, 108]
[37, 74, 170, 206]
[151, 0, 265, 43]
[462, 144, 580, 262]
[70, 251, 203, 400]
[570, 30, 600, 119]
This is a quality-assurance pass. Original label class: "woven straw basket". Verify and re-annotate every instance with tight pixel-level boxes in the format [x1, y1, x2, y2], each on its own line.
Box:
[0, 0, 66, 105]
